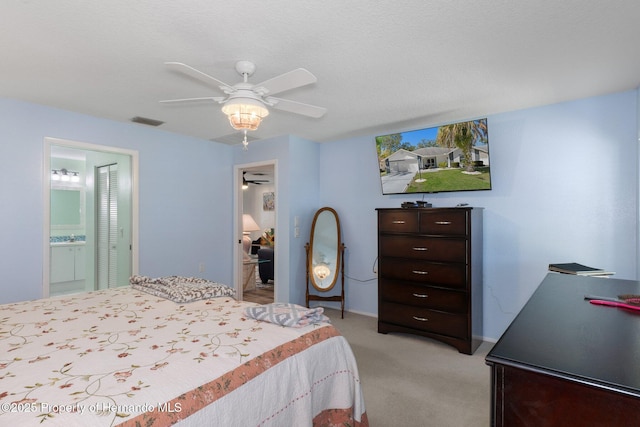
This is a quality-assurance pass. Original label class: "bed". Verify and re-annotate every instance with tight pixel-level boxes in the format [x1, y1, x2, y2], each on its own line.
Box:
[0, 279, 368, 426]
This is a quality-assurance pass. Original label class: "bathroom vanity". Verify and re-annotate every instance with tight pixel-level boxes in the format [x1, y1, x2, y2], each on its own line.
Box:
[50, 240, 86, 295]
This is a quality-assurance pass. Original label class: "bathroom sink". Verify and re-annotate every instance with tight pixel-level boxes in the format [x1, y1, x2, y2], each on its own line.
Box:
[50, 241, 85, 246]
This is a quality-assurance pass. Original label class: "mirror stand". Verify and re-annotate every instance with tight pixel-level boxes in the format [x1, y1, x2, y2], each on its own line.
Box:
[305, 242, 345, 318]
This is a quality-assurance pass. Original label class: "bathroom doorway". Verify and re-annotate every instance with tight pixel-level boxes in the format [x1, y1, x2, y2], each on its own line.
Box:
[43, 138, 139, 298]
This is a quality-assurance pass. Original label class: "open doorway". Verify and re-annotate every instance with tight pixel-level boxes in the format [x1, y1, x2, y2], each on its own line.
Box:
[236, 161, 276, 304]
[43, 137, 139, 298]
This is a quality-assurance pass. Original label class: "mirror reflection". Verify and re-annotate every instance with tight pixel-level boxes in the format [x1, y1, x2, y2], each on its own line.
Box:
[51, 188, 83, 227]
[305, 207, 345, 317]
[311, 210, 339, 289]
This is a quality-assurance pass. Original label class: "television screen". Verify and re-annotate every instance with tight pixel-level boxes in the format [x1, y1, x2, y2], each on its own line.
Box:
[375, 118, 491, 195]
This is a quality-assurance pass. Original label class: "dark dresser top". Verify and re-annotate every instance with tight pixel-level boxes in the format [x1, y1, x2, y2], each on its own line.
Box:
[486, 273, 640, 397]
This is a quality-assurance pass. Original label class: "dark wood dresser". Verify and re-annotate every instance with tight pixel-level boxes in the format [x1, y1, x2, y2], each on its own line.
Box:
[486, 273, 640, 426]
[376, 207, 483, 354]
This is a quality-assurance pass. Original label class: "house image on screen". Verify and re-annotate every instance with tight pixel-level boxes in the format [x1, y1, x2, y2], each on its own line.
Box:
[382, 145, 490, 175]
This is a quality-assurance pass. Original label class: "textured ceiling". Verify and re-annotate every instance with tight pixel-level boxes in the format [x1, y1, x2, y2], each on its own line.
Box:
[2, 1, 639, 146]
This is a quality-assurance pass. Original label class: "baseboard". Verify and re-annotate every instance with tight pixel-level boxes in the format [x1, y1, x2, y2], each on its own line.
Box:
[312, 302, 377, 319]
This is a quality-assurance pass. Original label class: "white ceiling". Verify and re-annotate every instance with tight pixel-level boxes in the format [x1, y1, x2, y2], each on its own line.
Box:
[2, 1, 640, 146]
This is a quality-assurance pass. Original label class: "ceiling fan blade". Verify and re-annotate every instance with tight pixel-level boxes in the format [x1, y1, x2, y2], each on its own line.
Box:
[268, 97, 327, 118]
[256, 68, 317, 96]
[159, 96, 226, 104]
[165, 62, 233, 92]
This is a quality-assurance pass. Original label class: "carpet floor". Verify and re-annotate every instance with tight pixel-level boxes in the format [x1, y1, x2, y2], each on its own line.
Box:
[324, 308, 492, 427]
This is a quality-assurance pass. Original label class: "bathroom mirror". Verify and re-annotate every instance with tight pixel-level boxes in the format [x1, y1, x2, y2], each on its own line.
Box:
[51, 187, 85, 229]
[305, 207, 345, 317]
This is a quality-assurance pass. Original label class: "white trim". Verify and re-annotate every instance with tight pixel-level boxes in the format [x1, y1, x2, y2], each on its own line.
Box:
[43, 137, 139, 297]
[43, 142, 51, 298]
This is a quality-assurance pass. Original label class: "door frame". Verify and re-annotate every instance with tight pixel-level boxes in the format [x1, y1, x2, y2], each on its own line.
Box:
[43, 137, 139, 297]
[233, 160, 277, 301]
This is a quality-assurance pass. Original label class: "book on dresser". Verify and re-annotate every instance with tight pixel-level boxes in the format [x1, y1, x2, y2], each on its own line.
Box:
[376, 207, 483, 355]
[548, 262, 614, 277]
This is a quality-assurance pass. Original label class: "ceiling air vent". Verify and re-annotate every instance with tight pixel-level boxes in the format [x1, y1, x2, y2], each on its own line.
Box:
[131, 116, 164, 127]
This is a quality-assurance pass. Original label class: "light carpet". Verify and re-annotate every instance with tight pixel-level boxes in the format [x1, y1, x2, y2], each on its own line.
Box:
[324, 308, 492, 426]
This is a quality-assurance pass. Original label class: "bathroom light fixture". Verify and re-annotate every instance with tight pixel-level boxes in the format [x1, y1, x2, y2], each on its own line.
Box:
[51, 168, 80, 183]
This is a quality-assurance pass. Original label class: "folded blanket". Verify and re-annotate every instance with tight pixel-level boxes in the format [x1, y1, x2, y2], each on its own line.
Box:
[130, 275, 235, 303]
[244, 303, 330, 328]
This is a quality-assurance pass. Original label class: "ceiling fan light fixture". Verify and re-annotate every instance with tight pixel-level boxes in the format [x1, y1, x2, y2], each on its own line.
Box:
[163, 61, 325, 149]
[221, 98, 269, 131]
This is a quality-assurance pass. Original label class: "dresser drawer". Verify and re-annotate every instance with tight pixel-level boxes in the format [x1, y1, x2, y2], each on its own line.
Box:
[379, 258, 467, 289]
[419, 210, 468, 235]
[378, 210, 419, 233]
[379, 235, 467, 262]
[379, 301, 468, 338]
[379, 279, 467, 313]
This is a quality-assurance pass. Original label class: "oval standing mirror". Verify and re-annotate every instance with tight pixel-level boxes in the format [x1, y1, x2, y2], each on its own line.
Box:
[305, 207, 345, 317]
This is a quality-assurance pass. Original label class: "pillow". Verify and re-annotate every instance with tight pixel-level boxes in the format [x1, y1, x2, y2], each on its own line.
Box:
[130, 275, 235, 303]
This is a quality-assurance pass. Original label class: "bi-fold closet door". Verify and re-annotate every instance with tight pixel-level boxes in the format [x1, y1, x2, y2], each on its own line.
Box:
[96, 163, 118, 289]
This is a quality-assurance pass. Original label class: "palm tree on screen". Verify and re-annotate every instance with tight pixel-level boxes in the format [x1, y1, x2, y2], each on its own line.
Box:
[435, 119, 487, 172]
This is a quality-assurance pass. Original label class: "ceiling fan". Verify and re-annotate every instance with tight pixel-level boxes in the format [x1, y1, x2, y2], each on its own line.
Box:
[243, 171, 269, 187]
[161, 60, 327, 148]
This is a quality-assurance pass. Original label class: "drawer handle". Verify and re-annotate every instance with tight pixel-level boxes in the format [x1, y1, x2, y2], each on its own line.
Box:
[412, 316, 429, 322]
[412, 247, 428, 251]
[392, 220, 406, 224]
[412, 270, 429, 275]
[434, 221, 452, 225]
[412, 293, 429, 298]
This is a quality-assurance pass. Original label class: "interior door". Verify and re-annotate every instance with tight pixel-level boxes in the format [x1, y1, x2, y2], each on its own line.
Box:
[96, 163, 118, 289]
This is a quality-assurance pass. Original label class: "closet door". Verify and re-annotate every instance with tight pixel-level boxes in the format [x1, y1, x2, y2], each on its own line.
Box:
[96, 164, 118, 289]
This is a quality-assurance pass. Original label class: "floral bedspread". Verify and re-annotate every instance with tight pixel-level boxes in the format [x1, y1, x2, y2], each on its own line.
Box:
[0, 287, 367, 426]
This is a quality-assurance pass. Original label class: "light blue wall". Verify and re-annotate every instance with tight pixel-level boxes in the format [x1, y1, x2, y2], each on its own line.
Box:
[0, 98, 234, 304]
[287, 135, 322, 304]
[2, 89, 638, 341]
[319, 90, 639, 340]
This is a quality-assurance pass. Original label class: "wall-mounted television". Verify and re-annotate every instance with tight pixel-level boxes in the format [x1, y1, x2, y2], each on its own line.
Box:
[375, 118, 491, 195]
